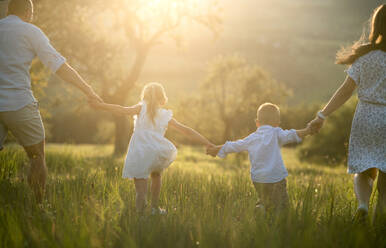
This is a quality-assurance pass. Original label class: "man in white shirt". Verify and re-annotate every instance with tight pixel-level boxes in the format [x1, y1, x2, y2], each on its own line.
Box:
[207, 103, 311, 212]
[0, 0, 103, 202]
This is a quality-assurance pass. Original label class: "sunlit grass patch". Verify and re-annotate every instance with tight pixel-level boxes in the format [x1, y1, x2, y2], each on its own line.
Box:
[0, 144, 384, 247]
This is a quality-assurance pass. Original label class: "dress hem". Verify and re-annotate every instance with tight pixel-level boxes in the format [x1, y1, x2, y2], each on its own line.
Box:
[347, 165, 386, 174]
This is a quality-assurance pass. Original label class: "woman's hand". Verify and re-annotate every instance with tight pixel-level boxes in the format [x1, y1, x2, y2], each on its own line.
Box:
[308, 117, 325, 134]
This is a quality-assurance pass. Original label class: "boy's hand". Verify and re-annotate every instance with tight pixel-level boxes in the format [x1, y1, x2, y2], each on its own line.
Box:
[305, 123, 313, 136]
[206, 145, 221, 157]
[205, 144, 215, 157]
[296, 124, 314, 139]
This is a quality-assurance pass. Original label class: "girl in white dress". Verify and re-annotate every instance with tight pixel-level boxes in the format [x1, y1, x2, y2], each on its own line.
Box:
[90, 83, 213, 214]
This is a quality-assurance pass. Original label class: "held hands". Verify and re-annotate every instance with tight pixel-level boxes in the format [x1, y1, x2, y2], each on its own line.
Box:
[86, 88, 104, 104]
[86, 87, 104, 109]
[308, 116, 325, 135]
[206, 144, 221, 157]
[88, 98, 105, 109]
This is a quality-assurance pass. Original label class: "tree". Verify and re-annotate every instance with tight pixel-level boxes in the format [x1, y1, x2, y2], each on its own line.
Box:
[34, 0, 221, 154]
[194, 54, 289, 142]
[0, 0, 7, 19]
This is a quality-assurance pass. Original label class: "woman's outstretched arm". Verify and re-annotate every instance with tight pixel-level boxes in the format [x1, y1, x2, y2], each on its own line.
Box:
[309, 76, 356, 132]
[320, 76, 357, 116]
[90, 101, 141, 116]
[168, 118, 213, 146]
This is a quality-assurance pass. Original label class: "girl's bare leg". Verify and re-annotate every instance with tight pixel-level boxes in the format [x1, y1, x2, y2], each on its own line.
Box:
[354, 168, 377, 212]
[134, 178, 148, 213]
[150, 172, 161, 209]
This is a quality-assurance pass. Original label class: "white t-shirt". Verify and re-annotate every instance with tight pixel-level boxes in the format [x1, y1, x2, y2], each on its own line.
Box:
[0, 15, 66, 111]
[218, 125, 301, 183]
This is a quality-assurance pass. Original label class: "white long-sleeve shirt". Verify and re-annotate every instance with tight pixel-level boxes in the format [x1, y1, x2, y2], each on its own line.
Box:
[218, 125, 301, 183]
[0, 15, 66, 111]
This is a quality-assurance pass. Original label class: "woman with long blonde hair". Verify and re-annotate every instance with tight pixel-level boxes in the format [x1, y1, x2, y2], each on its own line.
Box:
[91, 82, 213, 214]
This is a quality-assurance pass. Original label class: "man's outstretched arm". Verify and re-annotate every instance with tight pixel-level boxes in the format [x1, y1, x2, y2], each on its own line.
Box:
[55, 62, 103, 102]
[26, 24, 102, 103]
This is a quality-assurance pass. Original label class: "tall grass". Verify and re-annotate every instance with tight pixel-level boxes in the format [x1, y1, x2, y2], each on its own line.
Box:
[0, 144, 385, 247]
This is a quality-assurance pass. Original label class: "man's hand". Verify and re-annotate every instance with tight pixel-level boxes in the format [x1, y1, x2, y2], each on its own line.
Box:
[86, 89, 103, 103]
[56, 63, 104, 103]
[88, 99, 104, 109]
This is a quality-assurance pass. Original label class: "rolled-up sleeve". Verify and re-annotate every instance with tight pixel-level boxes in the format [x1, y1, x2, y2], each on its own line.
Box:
[29, 26, 66, 72]
[218, 134, 255, 158]
[277, 128, 301, 147]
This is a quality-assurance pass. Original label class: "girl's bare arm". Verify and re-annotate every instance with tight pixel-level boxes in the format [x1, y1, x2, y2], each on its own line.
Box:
[90, 101, 141, 116]
[168, 118, 213, 146]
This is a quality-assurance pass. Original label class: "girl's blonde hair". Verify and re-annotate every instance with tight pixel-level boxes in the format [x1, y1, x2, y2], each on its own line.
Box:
[141, 82, 168, 125]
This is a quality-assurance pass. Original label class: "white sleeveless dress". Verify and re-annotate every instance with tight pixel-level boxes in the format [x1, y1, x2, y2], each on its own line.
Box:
[122, 101, 177, 179]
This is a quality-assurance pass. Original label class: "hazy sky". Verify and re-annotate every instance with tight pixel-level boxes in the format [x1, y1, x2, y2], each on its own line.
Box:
[138, 0, 383, 104]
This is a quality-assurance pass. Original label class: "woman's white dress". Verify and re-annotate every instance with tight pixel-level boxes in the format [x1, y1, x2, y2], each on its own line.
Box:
[122, 102, 177, 179]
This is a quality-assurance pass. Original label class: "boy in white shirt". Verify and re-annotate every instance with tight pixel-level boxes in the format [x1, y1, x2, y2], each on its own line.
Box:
[207, 103, 311, 211]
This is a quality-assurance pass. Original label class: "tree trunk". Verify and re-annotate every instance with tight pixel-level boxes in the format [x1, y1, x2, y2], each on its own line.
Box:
[0, 1, 7, 19]
[113, 115, 131, 155]
[223, 120, 232, 142]
[109, 47, 148, 155]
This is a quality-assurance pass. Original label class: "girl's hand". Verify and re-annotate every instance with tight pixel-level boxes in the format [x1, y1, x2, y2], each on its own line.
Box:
[206, 145, 221, 157]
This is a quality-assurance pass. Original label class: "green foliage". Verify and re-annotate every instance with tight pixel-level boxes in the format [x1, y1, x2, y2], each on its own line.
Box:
[174, 55, 289, 144]
[33, 0, 220, 152]
[0, 144, 385, 247]
[297, 98, 357, 165]
[280, 103, 320, 130]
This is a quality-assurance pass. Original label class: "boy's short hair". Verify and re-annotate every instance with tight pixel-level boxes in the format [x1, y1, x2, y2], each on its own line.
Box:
[257, 103, 280, 126]
[8, 0, 32, 16]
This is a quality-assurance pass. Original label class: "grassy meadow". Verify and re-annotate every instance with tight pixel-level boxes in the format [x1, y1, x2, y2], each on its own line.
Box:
[0, 144, 385, 248]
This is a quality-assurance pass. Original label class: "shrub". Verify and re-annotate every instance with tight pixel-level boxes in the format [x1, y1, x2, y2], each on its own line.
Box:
[297, 98, 357, 165]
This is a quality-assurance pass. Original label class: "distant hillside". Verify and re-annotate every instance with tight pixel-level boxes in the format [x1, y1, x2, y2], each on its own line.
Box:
[138, 0, 384, 104]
